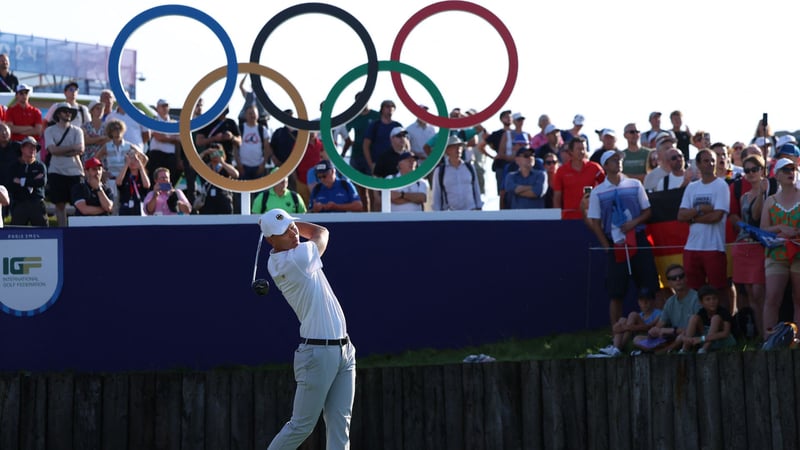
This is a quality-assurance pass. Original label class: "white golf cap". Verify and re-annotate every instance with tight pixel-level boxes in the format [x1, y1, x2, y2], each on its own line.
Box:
[259, 208, 298, 237]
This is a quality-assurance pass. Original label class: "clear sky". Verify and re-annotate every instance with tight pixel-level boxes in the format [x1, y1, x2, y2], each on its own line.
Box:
[7, 0, 800, 149]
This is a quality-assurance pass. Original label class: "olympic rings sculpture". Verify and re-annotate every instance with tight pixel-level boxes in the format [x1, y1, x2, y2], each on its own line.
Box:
[109, 1, 517, 193]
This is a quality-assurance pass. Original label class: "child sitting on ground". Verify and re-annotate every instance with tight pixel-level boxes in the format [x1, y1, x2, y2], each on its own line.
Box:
[593, 288, 662, 357]
[680, 284, 737, 353]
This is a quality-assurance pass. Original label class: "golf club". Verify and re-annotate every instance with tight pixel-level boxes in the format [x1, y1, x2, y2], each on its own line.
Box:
[251, 233, 270, 296]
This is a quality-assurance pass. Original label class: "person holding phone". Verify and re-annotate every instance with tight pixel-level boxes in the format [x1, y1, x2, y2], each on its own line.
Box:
[143, 167, 191, 215]
[198, 143, 239, 215]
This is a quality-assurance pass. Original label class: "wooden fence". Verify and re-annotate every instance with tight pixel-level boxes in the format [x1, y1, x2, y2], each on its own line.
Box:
[1, 350, 798, 450]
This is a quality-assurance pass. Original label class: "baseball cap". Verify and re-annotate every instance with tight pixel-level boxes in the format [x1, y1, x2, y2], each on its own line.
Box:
[776, 134, 797, 148]
[774, 158, 796, 172]
[84, 157, 103, 170]
[390, 126, 407, 138]
[755, 136, 772, 147]
[598, 128, 616, 138]
[157, 99, 169, 107]
[259, 208, 298, 237]
[88, 101, 103, 112]
[64, 81, 79, 91]
[512, 112, 525, 121]
[15, 83, 31, 93]
[381, 99, 396, 109]
[778, 143, 800, 157]
[600, 150, 623, 166]
[314, 159, 333, 173]
[516, 147, 534, 157]
[655, 132, 677, 147]
[544, 124, 559, 135]
[20, 136, 38, 147]
[637, 287, 655, 300]
[573, 114, 585, 126]
[649, 111, 662, 119]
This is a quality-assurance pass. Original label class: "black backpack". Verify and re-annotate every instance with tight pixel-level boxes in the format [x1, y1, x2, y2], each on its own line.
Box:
[259, 189, 303, 214]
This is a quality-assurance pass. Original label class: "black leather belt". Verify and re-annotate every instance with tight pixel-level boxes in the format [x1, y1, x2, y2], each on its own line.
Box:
[301, 336, 349, 346]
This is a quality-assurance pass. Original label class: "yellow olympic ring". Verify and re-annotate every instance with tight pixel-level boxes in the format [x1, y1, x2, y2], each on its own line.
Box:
[179, 62, 309, 193]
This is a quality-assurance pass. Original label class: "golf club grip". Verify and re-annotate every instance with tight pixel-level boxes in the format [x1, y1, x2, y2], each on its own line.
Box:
[253, 234, 263, 283]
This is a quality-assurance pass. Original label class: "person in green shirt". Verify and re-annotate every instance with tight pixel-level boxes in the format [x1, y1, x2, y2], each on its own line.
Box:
[251, 168, 307, 214]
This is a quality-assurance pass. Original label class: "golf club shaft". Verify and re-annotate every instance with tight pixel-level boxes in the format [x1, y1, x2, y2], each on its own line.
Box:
[252, 233, 263, 283]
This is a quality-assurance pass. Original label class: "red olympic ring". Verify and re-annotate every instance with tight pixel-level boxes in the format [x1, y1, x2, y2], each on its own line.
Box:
[390, 1, 518, 129]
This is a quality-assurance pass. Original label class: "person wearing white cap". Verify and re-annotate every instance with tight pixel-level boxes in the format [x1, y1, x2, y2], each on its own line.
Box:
[257, 208, 356, 450]
[589, 129, 619, 165]
[560, 114, 591, 154]
[373, 126, 410, 178]
[587, 149, 659, 327]
[677, 149, 731, 310]
[147, 98, 181, 185]
[5, 83, 43, 143]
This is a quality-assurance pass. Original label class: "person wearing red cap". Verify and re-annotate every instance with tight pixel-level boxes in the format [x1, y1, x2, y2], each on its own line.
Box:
[70, 157, 113, 217]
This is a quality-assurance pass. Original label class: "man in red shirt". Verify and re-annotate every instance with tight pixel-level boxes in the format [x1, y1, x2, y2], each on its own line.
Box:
[5, 84, 42, 143]
[553, 136, 605, 219]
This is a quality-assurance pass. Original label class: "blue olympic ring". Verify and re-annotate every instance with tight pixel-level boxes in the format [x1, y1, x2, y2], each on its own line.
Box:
[108, 5, 238, 134]
[248, 2, 379, 131]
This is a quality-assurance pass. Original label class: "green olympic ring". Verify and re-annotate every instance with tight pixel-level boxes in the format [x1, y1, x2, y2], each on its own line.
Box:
[320, 60, 449, 190]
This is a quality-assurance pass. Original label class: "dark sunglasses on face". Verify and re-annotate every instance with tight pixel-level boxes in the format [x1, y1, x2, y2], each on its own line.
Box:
[626, 130, 640, 134]
[670, 155, 683, 161]
[743, 166, 762, 174]
[666, 272, 685, 281]
[544, 160, 557, 165]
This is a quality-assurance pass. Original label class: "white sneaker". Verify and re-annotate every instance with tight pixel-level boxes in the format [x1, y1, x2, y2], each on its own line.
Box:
[587, 353, 612, 358]
[697, 348, 707, 354]
[598, 345, 618, 355]
[607, 346, 622, 356]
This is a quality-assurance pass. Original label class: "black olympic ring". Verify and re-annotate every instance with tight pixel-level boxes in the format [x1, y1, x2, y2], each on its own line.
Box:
[249, 2, 378, 131]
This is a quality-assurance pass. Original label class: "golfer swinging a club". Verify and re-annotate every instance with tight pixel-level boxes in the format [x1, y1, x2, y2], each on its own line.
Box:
[259, 208, 355, 450]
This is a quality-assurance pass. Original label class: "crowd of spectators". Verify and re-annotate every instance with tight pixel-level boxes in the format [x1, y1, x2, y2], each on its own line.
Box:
[0, 53, 798, 348]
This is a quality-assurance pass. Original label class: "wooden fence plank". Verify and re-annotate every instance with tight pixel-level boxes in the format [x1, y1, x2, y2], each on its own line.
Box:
[421, 365, 446, 450]
[717, 351, 748, 450]
[205, 371, 231, 450]
[442, 363, 464, 450]
[461, 363, 485, 450]
[0, 373, 20, 450]
[541, 358, 587, 450]
[695, 352, 722, 450]
[154, 372, 182, 450]
[230, 370, 254, 450]
[356, 366, 382, 447]
[630, 354, 652, 450]
[768, 350, 799, 450]
[72, 374, 102, 450]
[381, 367, 404, 450]
[671, 355, 699, 450]
[487, 362, 521, 450]
[46, 373, 73, 450]
[584, 358, 610, 450]
[649, 353, 675, 450]
[520, 360, 543, 450]
[128, 373, 156, 450]
[101, 374, 128, 450]
[19, 373, 46, 450]
[401, 366, 424, 450]
[742, 351, 771, 449]
[607, 356, 632, 450]
[253, 370, 278, 448]
[181, 372, 206, 450]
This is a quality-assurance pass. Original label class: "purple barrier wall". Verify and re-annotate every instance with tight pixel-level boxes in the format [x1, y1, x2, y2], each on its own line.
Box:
[0, 216, 615, 372]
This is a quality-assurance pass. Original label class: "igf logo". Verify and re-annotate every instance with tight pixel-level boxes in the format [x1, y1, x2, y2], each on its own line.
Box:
[3, 257, 43, 275]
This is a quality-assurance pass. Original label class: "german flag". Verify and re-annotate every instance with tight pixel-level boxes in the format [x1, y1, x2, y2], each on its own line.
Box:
[646, 187, 689, 286]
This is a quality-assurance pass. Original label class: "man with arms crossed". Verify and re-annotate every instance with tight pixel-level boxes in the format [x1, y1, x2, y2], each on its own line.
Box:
[259, 208, 355, 450]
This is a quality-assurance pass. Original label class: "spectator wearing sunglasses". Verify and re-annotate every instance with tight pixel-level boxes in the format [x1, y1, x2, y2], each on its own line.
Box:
[634, 263, 700, 353]
[541, 151, 559, 208]
[651, 148, 691, 192]
[621, 123, 651, 182]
